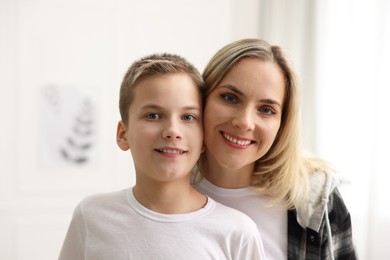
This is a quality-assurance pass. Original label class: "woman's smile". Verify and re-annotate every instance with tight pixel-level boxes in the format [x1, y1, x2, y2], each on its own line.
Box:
[221, 131, 254, 147]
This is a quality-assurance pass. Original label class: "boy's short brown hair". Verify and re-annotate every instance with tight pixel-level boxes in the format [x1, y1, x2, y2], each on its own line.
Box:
[119, 53, 204, 125]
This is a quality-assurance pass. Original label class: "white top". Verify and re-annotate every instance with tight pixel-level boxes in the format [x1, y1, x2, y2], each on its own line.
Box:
[59, 187, 266, 260]
[196, 179, 287, 260]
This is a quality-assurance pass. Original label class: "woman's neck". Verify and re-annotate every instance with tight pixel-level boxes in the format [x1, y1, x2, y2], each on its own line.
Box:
[202, 153, 254, 189]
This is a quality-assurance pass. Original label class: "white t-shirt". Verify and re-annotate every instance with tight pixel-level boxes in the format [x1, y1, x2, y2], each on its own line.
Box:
[196, 179, 287, 260]
[59, 187, 266, 260]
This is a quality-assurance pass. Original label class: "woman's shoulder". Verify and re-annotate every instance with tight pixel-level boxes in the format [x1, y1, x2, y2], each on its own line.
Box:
[308, 170, 338, 195]
[307, 170, 350, 217]
[212, 200, 259, 228]
[294, 170, 340, 230]
[326, 185, 351, 223]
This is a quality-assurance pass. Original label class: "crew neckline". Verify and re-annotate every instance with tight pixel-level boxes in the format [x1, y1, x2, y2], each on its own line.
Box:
[127, 187, 215, 223]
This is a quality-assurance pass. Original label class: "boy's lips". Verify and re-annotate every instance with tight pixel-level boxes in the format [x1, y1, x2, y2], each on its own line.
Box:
[220, 131, 254, 146]
[154, 148, 187, 154]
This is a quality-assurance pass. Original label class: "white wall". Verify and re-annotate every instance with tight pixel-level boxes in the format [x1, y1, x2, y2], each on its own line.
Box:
[0, 0, 260, 259]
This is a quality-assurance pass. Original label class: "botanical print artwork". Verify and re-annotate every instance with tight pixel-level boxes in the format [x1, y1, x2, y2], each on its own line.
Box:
[41, 84, 97, 167]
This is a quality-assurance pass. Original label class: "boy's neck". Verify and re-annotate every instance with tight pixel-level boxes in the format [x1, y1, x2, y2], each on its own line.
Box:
[133, 180, 207, 214]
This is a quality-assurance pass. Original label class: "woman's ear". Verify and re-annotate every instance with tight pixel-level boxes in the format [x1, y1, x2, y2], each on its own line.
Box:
[116, 121, 130, 151]
[201, 141, 206, 153]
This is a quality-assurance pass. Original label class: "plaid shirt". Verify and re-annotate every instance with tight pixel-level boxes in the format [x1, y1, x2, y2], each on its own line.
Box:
[287, 188, 358, 260]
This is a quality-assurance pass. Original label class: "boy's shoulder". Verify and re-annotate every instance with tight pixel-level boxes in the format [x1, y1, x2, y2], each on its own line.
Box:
[76, 188, 130, 215]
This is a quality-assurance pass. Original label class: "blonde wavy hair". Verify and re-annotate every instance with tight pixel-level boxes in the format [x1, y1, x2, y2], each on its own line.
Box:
[197, 39, 331, 209]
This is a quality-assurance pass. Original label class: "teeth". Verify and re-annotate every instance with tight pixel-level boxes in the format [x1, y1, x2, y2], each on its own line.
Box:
[157, 149, 184, 154]
[223, 133, 251, 146]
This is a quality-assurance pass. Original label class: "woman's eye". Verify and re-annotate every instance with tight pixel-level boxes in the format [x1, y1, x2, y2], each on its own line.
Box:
[146, 113, 160, 120]
[221, 93, 238, 104]
[182, 114, 196, 121]
[259, 106, 276, 115]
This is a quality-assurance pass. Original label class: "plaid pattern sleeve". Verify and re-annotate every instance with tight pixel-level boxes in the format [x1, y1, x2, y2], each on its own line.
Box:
[287, 188, 358, 260]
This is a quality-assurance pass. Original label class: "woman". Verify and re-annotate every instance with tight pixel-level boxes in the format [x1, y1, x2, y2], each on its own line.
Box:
[194, 39, 357, 259]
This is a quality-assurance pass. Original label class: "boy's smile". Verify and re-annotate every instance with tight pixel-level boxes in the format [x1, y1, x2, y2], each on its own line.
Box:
[154, 147, 188, 157]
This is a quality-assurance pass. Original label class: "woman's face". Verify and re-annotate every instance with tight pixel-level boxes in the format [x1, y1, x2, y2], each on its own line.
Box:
[203, 58, 285, 171]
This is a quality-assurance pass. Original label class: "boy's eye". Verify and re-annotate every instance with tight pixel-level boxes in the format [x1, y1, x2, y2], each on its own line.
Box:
[221, 93, 238, 104]
[259, 106, 276, 115]
[182, 114, 196, 121]
[146, 113, 160, 120]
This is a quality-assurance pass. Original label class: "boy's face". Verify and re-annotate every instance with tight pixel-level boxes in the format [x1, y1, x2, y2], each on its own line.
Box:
[116, 73, 203, 184]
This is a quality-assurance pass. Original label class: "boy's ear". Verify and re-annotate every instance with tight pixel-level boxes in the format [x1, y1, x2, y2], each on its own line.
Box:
[116, 121, 130, 151]
[201, 141, 206, 153]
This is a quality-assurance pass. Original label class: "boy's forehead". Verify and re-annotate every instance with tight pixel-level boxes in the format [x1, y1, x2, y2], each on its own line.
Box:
[130, 73, 202, 107]
[134, 73, 199, 90]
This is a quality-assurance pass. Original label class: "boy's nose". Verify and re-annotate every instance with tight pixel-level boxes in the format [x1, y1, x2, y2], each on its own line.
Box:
[162, 122, 182, 140]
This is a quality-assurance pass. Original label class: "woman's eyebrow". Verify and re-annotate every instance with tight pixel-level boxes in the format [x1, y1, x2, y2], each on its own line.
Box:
[261, 98, 282, 108]
[218, 84, 244, 96]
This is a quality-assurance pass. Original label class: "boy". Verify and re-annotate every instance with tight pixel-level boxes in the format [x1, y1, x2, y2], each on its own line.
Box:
[59, 53, 265, 259]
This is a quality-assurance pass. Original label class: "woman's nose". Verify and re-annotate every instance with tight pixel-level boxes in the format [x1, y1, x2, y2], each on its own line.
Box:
[231, 108, 255, 131]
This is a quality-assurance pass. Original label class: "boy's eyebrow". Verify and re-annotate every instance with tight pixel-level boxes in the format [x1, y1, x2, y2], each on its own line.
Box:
[218, 84, 282, 107]
[141, 104, 201, 111]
